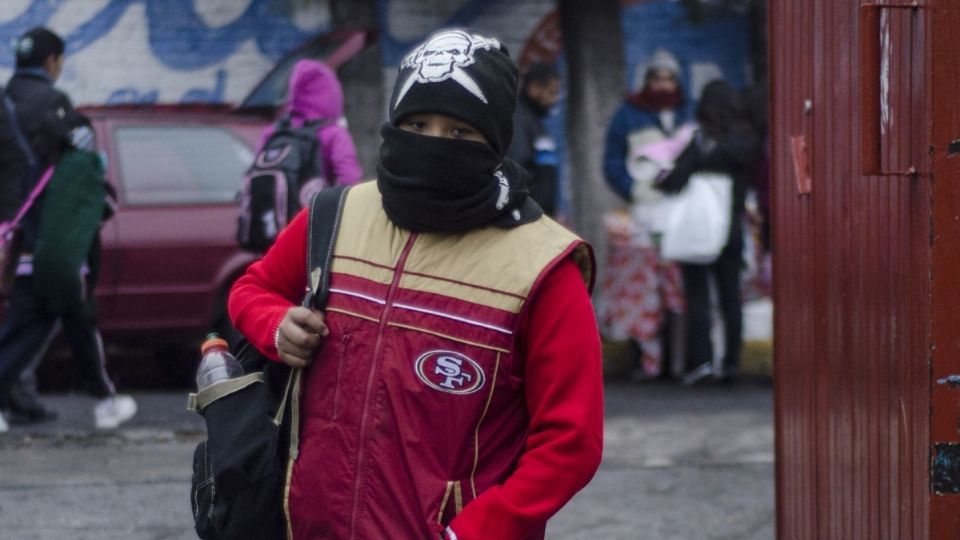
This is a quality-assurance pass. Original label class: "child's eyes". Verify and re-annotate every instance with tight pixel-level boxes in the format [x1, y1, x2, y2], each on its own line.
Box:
[450, 127, 475, 138]
[405, 121, 426, 130]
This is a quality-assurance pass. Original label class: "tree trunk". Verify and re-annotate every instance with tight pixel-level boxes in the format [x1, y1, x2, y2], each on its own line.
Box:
[558, 0, 624, 266]
[330, 0, 383, 179]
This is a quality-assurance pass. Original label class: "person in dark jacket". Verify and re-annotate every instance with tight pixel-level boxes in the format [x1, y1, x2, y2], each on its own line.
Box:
[656, 79, 759, 384]
[0, 87, 38, 423]
[0, 27, 75, 424]
[0, 93, 30, 223]
[506, 62, 561, 216]
[0, 28, 136, 432]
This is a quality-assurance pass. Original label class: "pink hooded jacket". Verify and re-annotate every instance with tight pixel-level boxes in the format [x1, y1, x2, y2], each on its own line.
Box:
[258, 59, 363, 186]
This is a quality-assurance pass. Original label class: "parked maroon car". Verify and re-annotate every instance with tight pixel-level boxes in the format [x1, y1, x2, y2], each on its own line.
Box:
[88, 30, 373, 345]
[87, 105, 264, 341]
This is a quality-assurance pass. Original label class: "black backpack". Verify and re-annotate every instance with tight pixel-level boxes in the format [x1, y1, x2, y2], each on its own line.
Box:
[191, 185, 348, 540]
[236, 116, 329, 252]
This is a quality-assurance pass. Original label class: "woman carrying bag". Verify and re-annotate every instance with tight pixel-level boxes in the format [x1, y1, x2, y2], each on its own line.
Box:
[656, 79, 760, 384]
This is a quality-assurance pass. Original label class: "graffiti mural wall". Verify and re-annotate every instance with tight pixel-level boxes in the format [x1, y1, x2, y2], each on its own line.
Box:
[0, 0, 329, 105]
[0, 0, 751, 118]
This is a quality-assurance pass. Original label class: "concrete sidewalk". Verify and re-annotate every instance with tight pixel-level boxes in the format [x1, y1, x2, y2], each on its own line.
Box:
[0, 380, 774, 539]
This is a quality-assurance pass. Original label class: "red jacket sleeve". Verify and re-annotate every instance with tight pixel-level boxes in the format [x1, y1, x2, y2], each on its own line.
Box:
[228, 209, 310, 360]
[448, 257, 605, 540]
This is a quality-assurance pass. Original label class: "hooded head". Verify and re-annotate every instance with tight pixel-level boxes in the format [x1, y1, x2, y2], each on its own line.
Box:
[389, 28, 518, 157]
[628, 48, 683, 112]
[285, 59, 344, 121]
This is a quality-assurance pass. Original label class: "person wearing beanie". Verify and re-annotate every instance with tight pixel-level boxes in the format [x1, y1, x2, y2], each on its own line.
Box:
[229, 28, 603, 540]
[507, 62, 562, 216]
[604, 48, 687, 202]
[0, 27, 138, 432]
[599, 48, 693, 381]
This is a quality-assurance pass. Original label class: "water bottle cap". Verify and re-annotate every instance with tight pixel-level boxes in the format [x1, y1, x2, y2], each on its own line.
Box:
[201, 336, 229, 355]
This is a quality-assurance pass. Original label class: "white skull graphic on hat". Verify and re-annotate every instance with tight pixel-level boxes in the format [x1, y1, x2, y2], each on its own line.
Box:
[394, 30, 501, 108]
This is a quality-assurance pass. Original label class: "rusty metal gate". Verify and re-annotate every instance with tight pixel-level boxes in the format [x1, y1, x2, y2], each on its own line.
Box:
[771, 0, 960, 538]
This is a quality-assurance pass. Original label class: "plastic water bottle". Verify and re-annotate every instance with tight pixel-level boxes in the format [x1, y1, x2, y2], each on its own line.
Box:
[195, 333, 244, 391]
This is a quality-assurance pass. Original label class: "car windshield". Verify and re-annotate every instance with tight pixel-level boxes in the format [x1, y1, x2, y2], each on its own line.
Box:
[114, 125, 253, 206]
[239, 38, 344, 110]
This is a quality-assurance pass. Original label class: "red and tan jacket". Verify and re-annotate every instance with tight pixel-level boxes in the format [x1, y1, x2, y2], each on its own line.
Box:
[229, 181, 603, 540]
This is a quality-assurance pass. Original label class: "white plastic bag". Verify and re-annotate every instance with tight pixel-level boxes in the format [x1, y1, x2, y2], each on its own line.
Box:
[660, 172, 733, 264]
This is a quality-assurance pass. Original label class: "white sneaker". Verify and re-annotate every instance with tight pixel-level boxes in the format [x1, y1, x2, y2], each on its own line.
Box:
[94, 394, 137, 429]
[0, 410, 8, 433]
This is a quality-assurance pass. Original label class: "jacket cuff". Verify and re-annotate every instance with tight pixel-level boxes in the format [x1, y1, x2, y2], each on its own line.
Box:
[272, 321, 283, 358]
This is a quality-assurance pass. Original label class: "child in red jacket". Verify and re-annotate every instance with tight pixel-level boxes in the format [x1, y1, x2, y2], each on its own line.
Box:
[230, 28, 603, 540]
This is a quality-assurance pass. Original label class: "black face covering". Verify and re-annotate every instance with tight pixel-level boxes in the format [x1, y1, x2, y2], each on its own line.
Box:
[376, 124, 542, 233]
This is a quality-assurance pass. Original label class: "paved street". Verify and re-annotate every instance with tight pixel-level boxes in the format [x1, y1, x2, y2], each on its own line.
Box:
[0, 379, 774, 540]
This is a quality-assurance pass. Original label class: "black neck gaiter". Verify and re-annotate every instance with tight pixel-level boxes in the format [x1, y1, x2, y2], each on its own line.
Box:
[376, 124, 542, 233]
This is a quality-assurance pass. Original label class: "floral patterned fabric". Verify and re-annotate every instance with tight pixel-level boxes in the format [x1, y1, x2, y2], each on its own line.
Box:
[600, 211, 684, 377]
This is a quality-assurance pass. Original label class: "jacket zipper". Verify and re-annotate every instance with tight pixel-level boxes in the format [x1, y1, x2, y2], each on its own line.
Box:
[348, 231, 418, 539]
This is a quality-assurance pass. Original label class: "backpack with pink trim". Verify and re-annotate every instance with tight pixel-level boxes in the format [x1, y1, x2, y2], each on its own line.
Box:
[236, 116, 330, 252]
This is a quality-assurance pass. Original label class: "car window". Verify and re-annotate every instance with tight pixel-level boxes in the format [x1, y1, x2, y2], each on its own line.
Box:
[240, 39, 343, 110]
[114, 125, 253, 206]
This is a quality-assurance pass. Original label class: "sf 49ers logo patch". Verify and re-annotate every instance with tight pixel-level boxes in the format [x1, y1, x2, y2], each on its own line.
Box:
[415, 350, 485, 395]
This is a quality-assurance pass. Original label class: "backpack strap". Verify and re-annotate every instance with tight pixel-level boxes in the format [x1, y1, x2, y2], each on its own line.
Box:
[304, 184, 349, 309]
[302, 118, 333, 130]
[283, 184, 349, 467]
[276, 114, 292, 130]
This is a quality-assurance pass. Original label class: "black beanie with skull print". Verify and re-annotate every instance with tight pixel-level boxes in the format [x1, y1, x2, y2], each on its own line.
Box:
[389, 28, 518, 157]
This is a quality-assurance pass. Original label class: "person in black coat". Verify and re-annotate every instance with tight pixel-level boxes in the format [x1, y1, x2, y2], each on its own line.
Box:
[0, 27, 136, 431]
[656, 79, 759, 383]
[0, 93, 30, 223]
[7, 27, 79, 254]
[506, 62, 561, 216]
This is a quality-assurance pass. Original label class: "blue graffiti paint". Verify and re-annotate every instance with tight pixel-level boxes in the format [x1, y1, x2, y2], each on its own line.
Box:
[106, 68, 227, 105]
[181, 68, 227, 103]
[106, 87, 158, 105]
[0, 0, 325, 70]
[377, 0, 511, 65]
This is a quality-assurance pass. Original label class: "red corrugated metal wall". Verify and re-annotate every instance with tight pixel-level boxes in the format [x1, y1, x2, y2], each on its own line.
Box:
[771, 0, 950, 538]
[929, 3, 960, 537]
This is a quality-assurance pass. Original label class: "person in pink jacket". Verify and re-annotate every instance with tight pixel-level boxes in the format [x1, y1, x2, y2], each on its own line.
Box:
[258, 59, 363, 188]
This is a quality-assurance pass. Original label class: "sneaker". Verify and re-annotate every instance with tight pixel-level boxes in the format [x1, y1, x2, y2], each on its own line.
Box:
[682, 363, 714, 386]
[5, 385, 57, 424]
[94, 394, 138, 429]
